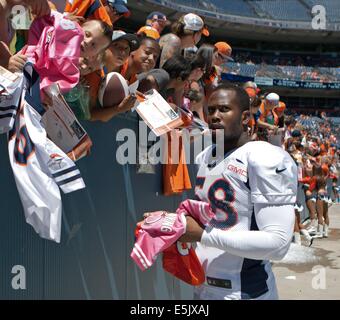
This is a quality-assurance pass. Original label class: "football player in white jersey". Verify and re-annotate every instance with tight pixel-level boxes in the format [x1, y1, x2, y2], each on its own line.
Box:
[179, 84, 297, 300]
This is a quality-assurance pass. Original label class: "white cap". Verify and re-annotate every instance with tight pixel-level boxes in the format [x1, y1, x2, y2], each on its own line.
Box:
[182, 13, 209, 36]
[265, 92, 280, 102]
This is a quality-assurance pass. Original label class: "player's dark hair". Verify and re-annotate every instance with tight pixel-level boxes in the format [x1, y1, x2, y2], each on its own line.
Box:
[212, 83, 250, 112]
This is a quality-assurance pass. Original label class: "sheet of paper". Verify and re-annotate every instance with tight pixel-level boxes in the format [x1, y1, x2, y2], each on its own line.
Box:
[43, 84, 88, 153]
[135, 89, 183, 136]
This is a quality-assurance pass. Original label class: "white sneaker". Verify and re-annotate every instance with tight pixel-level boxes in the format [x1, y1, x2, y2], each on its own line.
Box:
[300, 229, 312, 240]
[307, 226, 317, 235]
[323, 224, 329, 238]
[300, 229, 314, 247]
[328, 198, 333, 207]
[294, 232, 301, 245]
[314, 224, 324, 238]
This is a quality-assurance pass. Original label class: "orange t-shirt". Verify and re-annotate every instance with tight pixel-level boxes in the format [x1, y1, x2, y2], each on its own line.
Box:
[259, 101, 279, 126]
[120, 59, 137, 85]
[64, 0, 112, 27]
[84, 68, 105, 108]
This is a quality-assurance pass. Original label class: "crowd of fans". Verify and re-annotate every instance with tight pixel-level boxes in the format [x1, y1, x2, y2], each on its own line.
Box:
[233, 50, 340, 68]
[245, 83, 340, 245]
[224, 49, 340, 83]
[226, 61, 340, 83]
[0, 0, 339, 247]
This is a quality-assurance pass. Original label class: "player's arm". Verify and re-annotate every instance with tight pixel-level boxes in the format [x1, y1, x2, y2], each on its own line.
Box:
[181, 144, 298, 260]
[159, 34, 181, 68]
[198, 203, 294, 261]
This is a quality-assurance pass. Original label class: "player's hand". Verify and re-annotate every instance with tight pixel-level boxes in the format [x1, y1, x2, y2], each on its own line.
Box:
[178, 216, 204, 243]
[8, 53, 27, 73]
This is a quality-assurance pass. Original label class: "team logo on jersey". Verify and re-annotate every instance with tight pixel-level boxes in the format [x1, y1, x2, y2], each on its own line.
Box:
[47, 153, 66, 171]
[177, 242, 192, 256]
[276, 167, 287, 174]
[46, 31, 53, 44]
[60, 19, 76, 31]
[224, 160, 248, 182]
[144, 212, 164, 225]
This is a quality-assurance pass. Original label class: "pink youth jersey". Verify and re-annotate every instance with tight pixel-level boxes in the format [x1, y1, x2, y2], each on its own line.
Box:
[131, 200, 215, 272]
[23, 11, 84, 94]
[131, 211, 187, 271]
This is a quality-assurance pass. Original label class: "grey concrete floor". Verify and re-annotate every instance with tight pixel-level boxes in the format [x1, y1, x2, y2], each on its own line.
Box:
[272, 203, 340, 300]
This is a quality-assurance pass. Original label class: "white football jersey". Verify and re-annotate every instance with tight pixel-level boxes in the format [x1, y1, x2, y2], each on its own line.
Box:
[194, 141, 297, 299]
[0, 70, 23, 134]
[8, 64, 85, 243]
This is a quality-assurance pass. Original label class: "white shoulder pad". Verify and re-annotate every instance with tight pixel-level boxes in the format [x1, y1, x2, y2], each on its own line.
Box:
[247, 142, 297, 204]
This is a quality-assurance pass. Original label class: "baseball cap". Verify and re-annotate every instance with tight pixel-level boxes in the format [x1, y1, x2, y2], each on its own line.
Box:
[107, 0, 130, 17]
[265, 92, 280, 106]
[111, 30, 140, 51]
[146, 11, 168, 24]
[214, 42, 234, 61]
[183, 13, 209, 36]
[137, 69, 170, 92]
[137, 26, 160, 40]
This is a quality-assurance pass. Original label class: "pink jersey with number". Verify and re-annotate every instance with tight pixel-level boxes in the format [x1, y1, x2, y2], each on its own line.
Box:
[131, 200, 215, 271]
[22, 11, 84, 94]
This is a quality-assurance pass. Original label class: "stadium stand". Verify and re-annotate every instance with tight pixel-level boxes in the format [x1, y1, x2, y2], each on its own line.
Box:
[225, 62, 340, 82]
[171, 0, 340, 22]
[252, 0, 311, 21]
[233, 49, 340, 68]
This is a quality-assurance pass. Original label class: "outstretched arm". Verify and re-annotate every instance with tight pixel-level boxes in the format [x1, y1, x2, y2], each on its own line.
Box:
[180, 203, 294, 261]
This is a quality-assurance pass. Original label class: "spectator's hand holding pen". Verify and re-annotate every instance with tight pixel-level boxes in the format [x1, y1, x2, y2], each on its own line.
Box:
[115, 90, 145, 114]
